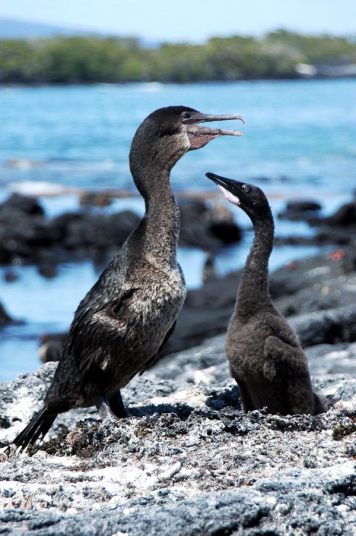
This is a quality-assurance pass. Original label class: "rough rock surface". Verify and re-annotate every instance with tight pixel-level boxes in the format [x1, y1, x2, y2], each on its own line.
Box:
[0, 337, 355, 535]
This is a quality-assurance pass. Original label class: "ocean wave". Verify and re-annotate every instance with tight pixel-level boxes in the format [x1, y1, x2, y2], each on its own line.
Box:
[5, 158, 118, 170]
[9, 181, 71, 196]
[137, 82, 164, 92]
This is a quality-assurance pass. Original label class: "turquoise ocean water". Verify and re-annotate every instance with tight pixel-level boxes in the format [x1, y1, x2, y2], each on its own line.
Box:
[0, 80, 355, 380]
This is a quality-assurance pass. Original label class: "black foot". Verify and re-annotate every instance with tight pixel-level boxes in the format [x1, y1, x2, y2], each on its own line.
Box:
[108, 390, 128, 419]
[95, 396, 111, 420]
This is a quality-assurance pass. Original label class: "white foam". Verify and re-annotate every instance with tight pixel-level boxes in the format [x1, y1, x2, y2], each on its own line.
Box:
[9, 181, 67, 196]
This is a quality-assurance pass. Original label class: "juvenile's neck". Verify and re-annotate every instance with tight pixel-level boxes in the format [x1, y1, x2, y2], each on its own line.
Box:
[236, 208, 274, 318]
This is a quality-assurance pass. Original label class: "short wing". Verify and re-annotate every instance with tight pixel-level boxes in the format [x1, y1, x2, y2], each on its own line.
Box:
[139, 320, 177, 374]
[68, 289, 136, 382]
[263, 335, 308, 381]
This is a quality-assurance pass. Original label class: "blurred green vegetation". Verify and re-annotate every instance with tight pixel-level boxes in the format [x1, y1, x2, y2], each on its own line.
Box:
[0, 30, 355, 83]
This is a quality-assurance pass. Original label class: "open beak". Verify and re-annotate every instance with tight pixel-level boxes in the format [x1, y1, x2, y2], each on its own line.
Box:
[183, 112, 244, 150]
[206, 172, 242, 205]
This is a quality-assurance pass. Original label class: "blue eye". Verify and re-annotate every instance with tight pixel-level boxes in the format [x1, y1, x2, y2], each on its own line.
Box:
[242, 184, 250, 193]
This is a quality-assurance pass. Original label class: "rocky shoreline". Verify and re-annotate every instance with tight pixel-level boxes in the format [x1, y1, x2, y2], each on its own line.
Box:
[0, 335, 355, 535]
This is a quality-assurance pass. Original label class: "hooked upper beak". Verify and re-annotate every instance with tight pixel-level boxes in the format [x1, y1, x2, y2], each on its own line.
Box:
[206, 172, 243, 190]
[184, 112, 244, 150]
[206, 172, 244, 205]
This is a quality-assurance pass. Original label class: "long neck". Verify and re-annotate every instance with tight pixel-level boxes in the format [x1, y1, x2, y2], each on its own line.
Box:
[236, 208, 274, 318]
[133, 168, 180, 268]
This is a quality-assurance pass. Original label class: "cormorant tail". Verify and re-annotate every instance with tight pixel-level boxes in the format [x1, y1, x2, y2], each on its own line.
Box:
[12, 407, 57, 451]
[313, 392, 328, 415]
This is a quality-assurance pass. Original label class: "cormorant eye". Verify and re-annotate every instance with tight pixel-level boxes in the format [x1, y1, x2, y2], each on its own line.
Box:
[241, 184, 251, 193]
[181, 111, 192, 120]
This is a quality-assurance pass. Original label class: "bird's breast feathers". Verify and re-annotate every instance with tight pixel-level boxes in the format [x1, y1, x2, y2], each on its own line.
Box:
[131, 270, 185, 321]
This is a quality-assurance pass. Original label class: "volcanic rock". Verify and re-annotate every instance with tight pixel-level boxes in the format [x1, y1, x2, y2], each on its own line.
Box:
[179, 199, 241, 251]
[0, 301, 13, 327]
[0, 336, 355, 535]
[278, 199, 322, 221]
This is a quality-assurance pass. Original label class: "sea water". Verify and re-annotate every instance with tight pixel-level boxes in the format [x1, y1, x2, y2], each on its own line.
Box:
[0, 80, 355, 380]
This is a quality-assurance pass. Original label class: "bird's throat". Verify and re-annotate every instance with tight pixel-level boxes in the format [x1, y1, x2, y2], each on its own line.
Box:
[141, 173, 180, 267]
[237, 217, 274, 318]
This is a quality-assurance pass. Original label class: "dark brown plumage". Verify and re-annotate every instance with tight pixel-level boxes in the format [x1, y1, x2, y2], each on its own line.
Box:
[206, 172, 326, 415]
[12, 107, 244, 451]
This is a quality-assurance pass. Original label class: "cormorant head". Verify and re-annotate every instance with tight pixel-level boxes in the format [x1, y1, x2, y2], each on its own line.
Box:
[206, 172, 270, 221]
[129, 106, 244, 188]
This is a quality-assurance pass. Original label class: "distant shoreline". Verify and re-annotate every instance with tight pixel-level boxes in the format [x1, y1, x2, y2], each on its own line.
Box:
[1, 31, 355, 85]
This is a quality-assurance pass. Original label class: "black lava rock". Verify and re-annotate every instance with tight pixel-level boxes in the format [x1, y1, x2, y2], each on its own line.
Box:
[0, 301, 13, 327]
[278, 199, 322, 221]
[325, 200, 356, 227]
[0, 194, 242, 268]
[0, 193, 45, 216]
[179, 199, 242, 251]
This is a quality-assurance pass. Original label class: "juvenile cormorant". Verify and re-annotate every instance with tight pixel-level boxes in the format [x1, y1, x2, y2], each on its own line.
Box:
[12, 107, 244, 450]
[206, 172, 325, 415]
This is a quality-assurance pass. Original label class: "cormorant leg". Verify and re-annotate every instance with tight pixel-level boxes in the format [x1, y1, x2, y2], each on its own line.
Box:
[95, 396, 112, 421]
[263, 335, 308, 381]
[238, 381, 255, 412]
[108, 390, 128, 419]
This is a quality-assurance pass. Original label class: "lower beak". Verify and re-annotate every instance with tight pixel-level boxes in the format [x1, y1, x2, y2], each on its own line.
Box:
[205, 172, 242, 206]
[206, 172, 242, 205]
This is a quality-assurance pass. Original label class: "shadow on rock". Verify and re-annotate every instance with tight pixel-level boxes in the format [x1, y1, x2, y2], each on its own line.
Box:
[129, 402, 194, 419]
